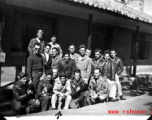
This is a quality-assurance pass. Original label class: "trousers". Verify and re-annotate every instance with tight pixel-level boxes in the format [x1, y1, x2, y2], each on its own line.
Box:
[51, 94, 72, 109]
[115, 74, 122, 96]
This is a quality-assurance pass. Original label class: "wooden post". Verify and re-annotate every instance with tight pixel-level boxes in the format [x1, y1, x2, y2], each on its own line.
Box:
[133, 26, 140, 77]
[87, 14, 93, 49]
[0, 0, 6, 86]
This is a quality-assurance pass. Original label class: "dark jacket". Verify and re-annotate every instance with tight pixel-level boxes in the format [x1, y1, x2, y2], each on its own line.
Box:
[112, 57, 124, 75]
[58, 58, 76, 79]
[101, 59, 116, 80]
[28, 38, 45, 53]
[37, 78, 54, 99]
[41, 52, 52, 71]
[70, 77, 87, 99]
[91, 56, 104, 74]
[13, 81, 36, 102]
[27, 53, 45, 78]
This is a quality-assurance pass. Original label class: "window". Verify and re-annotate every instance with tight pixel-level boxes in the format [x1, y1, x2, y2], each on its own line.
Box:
[131, 34, 149, 59]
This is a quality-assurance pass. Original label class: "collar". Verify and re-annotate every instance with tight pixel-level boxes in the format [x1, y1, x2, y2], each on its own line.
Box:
[36, 38, 41, 43]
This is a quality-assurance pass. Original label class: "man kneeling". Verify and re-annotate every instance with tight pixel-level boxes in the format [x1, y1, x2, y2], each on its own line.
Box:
[51, 72, 72, 110]
[88, 68, 109, 104]
[12, 72, 40, 115]
[70, 69, 89, 109]
[37, 70, 54, 111]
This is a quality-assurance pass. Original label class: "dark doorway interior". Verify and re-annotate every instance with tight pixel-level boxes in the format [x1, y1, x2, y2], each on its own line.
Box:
[91, 25, 113, 57]
[11, 11, 56, 53]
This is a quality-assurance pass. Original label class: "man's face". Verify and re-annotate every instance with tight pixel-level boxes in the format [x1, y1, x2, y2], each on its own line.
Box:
[60, 77, 66, 85]
[37, 32, 43, 40]
[51, 37, 56, 44]
[46, 75, 52, 81]
[52, 69, 58, 78]
[20, 77, 27, 85]
[111, 51, 116, 58]
[69, 46, 75, 54]
[74, 72, 80, 81]
[86, 49, 91, 57]
[34, 45, 40, 54]
[104, 53, 110, 61]
[44, 46, 50, 53]
[64, 54, 70, 62]
[95, 52, 101, 59]
[79, 48, 86, 56]
[94, 69, 100, 79]
[52, 49, 57, 57]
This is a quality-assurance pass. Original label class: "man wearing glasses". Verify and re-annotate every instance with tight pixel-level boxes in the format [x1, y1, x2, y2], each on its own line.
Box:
[27, 43, 45, 89]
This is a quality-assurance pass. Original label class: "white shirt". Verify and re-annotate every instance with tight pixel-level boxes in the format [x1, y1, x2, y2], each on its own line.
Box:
[44, 52, 49, 62]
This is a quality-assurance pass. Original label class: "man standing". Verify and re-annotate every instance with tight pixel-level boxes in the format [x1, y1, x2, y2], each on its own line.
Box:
[41, 44, 52, 71]
[68, 44, 79, 61]
[12, 72, 39, 115]
[27, 43, 45, 89]
[58, 53, 76, 79]
[91, 48, 104, 74]
[110, 49, 126, 100]
[28, 30, 45, 54]
[51, 47, 62, 69]
[75, 44, 91, 83]
[48, 35, 63, 57]
[101, 50, 119, 102]
[86, 48, 92, 58]
[51, 72, 72, 110]
[52, 67, 60, 83]
[70, 69, 89, 109]
[37, 70, 54, 111]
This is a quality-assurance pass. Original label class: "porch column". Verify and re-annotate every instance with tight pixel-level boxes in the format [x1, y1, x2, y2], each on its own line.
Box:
[87, 14, 93, 49]
[133, 26, 140, 77]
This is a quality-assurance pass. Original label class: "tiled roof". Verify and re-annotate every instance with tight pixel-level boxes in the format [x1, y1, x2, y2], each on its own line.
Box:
[69, 0, 152, 24]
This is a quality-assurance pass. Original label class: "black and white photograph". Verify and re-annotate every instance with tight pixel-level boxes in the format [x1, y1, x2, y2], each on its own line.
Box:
[0, 0, 152, 120]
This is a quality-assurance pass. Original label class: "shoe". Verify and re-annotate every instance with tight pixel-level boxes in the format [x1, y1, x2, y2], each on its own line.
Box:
[109, 98, 119, 102]
[120, 96, 126, 100]
[52, 108, 56, 110]
[26, 106, 31, 114]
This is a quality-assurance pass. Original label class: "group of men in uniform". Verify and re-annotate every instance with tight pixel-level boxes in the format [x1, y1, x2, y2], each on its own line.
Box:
[12, 30, 126, 115]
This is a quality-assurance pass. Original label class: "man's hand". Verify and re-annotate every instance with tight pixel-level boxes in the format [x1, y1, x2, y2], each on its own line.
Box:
[35, 99, 40, 106]
[27, 90, 33, 95]
[76, 86, 80, 92]
[40, 74, 45, 80]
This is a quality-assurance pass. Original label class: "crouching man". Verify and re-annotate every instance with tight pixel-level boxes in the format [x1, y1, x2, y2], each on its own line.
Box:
[12, 72, 40, 115]
[51, 72, 72, 110]
[37, 70, 54, 111]
[70, 69, 89, 109]
[88, 68, 109, 104]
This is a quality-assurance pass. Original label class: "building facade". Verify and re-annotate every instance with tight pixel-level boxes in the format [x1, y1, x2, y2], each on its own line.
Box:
[1, 0, 152, 82]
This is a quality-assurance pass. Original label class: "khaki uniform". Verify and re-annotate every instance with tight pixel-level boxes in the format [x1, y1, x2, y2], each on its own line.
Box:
[51, 80, 72, 109]
[75, 55, 91, 80]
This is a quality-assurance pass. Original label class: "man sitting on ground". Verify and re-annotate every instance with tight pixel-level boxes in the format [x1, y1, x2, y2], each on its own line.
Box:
[37, 70, 54, 111]
[12, 72, 40, 115]
[70, 69, 89, 109]
[51, 72, 72, 110]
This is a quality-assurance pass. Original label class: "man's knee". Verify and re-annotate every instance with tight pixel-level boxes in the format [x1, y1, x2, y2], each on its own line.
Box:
[12, 100, 22, 112]
[70, 100, 79, 109]
[66, 95, 72, 101]
[43, 95, 50, 101]
[28, 99, 39, 110]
